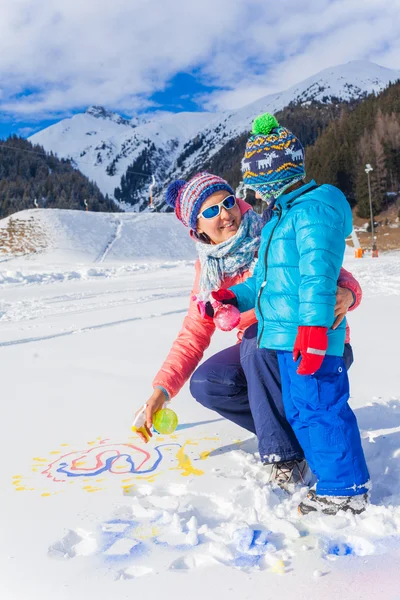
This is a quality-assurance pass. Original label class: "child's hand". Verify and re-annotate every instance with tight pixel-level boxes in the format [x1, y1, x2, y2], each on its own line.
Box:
[332, 287, 355, 330]
[293, 326, 328, 375]
[133, 389, 166, 443]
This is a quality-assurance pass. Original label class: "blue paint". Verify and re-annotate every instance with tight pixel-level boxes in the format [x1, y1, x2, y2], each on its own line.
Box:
[153, 539, 197, 552]
[55, 443, 181, 478]
[328, 542, 353, 556]
[252, 530, 270, 547]
[233, 527, 255, 552]
[231, 528, 271, 569]
[234, 554, 262, 569]
[100, 519, 148, 562]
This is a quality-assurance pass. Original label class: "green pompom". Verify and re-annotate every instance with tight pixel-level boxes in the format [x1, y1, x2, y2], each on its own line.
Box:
[252, 113, 279, 135]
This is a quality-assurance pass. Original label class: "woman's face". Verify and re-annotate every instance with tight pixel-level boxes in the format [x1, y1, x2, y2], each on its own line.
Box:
[197, 190, 242, 244]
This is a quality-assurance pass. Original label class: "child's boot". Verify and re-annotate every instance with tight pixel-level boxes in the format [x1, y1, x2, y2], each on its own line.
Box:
[298, 488, 368, 515]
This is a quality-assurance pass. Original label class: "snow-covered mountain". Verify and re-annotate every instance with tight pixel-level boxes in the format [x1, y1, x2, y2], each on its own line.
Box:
[29, 60, 400, 211]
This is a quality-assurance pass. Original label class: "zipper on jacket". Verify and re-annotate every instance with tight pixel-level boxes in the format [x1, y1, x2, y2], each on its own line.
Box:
[255, 184, 319, 348]
[256, 207, 282, 347]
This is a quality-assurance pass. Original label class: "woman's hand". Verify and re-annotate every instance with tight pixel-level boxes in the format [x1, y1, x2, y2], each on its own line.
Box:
[332, 286, 355, 330]
[133, 389, 166, 443]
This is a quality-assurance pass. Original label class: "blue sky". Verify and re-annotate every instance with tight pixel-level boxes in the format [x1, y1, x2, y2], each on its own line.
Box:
[0, 74, 213, 139]
[0, 0, 399, 140]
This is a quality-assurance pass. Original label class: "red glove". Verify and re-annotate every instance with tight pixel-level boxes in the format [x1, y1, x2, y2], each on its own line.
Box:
[211, 289, 237, 305]
[293, 326, 328, 375]
[196, 289, 238, 321]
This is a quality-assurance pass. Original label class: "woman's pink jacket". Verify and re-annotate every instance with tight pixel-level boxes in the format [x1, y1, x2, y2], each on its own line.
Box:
[153, 200, 362, 399]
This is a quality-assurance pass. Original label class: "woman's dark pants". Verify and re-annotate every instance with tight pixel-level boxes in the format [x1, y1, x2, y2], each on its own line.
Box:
[190, 323, 354, 464]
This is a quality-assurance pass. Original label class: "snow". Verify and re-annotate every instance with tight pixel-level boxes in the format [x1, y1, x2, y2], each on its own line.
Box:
[29, 108, 218, 205]
[28, 60, 400, 209]
[1, 210, 400, 600]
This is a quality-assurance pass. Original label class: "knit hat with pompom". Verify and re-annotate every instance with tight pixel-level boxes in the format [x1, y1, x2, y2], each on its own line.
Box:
[241, 112, 305, 201]
[165, 172, 234, 230]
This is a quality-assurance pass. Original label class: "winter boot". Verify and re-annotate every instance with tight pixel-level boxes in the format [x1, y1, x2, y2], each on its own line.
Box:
[298, 489, 368, 516]
[269, 459, 311, 491]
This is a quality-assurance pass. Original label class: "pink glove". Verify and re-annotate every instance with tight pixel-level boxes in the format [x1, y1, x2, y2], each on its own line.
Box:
[195, 289, 240, 331]
[293, 326, 328, 375]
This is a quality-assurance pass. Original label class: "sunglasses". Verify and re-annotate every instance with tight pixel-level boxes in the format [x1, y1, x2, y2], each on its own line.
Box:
[197, 195, 237, 220]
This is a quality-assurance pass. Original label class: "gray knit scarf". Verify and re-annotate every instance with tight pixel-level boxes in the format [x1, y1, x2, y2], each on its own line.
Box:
[197, 209, 263, 296]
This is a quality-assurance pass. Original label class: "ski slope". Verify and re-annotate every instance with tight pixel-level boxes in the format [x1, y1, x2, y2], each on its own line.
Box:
[1, 210, 400, 600]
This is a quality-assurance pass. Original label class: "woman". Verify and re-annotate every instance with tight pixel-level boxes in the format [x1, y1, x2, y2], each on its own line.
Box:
[135, 172, 361, 488]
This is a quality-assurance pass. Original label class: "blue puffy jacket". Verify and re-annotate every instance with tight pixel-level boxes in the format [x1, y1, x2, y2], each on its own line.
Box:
[230, 180, 353, 356]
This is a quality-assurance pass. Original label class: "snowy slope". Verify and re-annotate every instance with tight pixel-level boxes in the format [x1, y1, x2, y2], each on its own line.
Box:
[29, 60, 400, 211]
[0, 208, 197, 279]
[0, 210, 400, 600]
[29, 108, 219, 209]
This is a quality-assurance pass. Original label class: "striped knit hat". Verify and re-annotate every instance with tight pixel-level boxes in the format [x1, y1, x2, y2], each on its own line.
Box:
[241, 113, 306, 200]
[165, 172, 234, 231]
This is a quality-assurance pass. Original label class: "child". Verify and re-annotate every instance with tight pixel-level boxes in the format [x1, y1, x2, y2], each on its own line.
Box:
[225, 113, 370, 515]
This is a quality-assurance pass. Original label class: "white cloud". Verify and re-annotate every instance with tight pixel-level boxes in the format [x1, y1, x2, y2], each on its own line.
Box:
[198, 0, 400, 110]
[0, 0, 399, 118]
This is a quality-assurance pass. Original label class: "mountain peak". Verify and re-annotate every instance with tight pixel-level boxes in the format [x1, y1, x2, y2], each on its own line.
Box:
[30, 60, 400, 209]
[85, 106, 131, 126]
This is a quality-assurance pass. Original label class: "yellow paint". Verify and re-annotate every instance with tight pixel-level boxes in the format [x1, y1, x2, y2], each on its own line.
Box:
[15, 486, 26, 492]
[95, 478, 106, 483]
[200, 449, 214, 460]
[12, 475, 22, 479]
[31, 468, 38, 472]
[203, 437, 220, 441]
[131, 425, 150, 441]
[270, 560, 285, 575]
[86, 487, 101, 493]
[33, 457, 47, 462]
[60, 443, 69, 447]
[175, 442, 204, 477]
[133, 524, 159, 540]
[50, 450, 61, 455]
[75, 461, 86, 467]
[135, 473, 160, 483]
[41, 493, 51, 497]
[121, 478, 133, 483]
[87, 441, 95, 446]
[122, 485, 133, 493]
[83, 485, 93, 490]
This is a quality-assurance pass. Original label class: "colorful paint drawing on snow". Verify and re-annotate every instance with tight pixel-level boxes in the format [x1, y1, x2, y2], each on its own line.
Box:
[13, 435, 215, 495]
[42, 442, 182, 483]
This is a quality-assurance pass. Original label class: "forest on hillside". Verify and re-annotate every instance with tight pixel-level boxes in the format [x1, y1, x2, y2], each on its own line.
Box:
[1, 81, 399, 220]
[0, 137, 118, 218]
[201, 82, 400, 218]
[306, 81, 400, 217]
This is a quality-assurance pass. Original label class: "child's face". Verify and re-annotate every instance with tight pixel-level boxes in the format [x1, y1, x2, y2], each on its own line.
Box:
[197, 190, 242, 245]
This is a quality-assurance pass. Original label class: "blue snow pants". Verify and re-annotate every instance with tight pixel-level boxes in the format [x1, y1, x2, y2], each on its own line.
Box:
[190, 323, 354, 464]
[277, 351, 370, 496]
